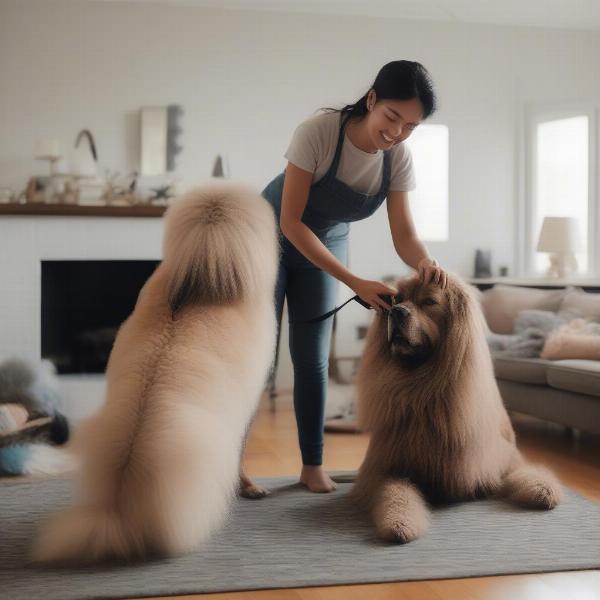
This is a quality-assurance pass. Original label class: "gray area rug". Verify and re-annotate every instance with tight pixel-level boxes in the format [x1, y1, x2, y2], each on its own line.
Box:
[1, 473, 599, 600]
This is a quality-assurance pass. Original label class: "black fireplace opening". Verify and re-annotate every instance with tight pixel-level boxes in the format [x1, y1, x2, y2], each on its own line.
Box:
[42, 260, 160, 374]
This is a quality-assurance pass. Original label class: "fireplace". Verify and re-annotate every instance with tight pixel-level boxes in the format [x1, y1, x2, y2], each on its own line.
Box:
[41, 260, 160, 374]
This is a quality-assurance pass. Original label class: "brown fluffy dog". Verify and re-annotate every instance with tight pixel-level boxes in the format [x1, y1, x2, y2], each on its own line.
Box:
[33, 182, 279, 563]
[351, 274, 562, 543]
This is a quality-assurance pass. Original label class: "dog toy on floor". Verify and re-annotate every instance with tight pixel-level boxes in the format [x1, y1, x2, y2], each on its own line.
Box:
[0, 358, 70, 475]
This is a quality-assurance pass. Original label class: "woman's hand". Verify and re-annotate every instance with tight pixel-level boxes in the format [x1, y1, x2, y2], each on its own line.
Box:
[418, 257, 447, 288]
[350, 277, 398, 312]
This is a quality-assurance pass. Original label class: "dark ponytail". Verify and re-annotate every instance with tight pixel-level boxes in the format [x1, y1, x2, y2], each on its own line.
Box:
[326, 60, 437, 120]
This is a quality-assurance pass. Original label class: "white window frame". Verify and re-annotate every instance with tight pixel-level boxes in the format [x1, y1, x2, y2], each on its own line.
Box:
[518, 102, 598, 278]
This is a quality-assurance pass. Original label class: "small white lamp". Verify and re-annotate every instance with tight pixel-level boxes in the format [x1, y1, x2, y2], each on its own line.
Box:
[536, 216, 582, 279]
[35, 139, 62, 175]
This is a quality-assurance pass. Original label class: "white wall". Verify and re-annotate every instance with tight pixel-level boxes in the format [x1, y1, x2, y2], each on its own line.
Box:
[2, 0, 599, 387]
[0, 215, 162, 413]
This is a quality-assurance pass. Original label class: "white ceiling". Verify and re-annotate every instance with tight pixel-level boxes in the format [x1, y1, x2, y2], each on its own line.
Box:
[95, 0, 600, 31]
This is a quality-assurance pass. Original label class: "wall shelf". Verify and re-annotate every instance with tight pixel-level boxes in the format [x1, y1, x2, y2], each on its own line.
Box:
[0, 203, 167, 217]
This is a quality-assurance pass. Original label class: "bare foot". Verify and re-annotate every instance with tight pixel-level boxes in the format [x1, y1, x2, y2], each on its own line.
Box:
[300, 465, 337, 493]
[239, 469, 270, 499]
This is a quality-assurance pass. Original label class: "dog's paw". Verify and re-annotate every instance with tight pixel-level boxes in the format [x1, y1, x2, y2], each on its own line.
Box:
[373, 479, 430, 543]
[377, 520, 421, 544]
[239, 482, 270, 500]
[503, 465, 562, 510]
[523, 481, 562, 510]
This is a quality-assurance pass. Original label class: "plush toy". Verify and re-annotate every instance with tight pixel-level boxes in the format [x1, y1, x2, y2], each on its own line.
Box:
[0, 358, 70, 475]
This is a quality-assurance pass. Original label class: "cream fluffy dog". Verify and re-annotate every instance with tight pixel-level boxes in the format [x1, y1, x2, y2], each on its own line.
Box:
[33, 182, 278, 563]
[352, 274, 562, 543]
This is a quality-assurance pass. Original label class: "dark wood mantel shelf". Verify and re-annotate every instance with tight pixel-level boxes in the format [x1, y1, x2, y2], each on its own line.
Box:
[0, 203, 167, 217]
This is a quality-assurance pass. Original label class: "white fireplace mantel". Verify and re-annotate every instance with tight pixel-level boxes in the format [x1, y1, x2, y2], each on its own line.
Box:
[0, 215, 165, 421]
[0, 215, 163, 362]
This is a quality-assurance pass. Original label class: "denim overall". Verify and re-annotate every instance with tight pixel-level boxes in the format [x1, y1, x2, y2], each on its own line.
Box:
[262, 115, 391, 465]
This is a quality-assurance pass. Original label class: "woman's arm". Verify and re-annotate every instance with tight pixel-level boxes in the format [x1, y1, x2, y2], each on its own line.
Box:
[386, 190, 447, 287]
[280, 162, 396, 309]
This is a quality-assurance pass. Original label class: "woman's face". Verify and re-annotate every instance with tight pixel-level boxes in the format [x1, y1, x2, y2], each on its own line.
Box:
[365, 94, 424, 150]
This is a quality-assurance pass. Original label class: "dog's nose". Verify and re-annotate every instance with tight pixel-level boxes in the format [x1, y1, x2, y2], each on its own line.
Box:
[393, 304, 411, 318]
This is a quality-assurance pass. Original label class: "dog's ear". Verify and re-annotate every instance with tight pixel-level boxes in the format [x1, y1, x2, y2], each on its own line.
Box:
[434, 279, 475, 384]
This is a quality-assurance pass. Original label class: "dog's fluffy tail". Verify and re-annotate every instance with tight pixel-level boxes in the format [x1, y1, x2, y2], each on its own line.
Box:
[162, 182, 277, 314]
[32, 402, 240, 565]
[32, 506, 134, 565]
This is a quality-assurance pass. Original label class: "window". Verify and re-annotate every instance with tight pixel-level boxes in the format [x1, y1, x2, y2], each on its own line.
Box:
[534, 116, 589, 273]
[523, 107, 595, 277]
[405, 124, 449, 242]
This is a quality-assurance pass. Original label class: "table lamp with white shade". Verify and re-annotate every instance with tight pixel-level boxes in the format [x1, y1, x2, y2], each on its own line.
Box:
[35, 139, 63, 175]
[536, 216, 582, 278]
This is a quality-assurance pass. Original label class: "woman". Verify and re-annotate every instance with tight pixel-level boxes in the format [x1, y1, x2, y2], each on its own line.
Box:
[244, 60, 448, 495]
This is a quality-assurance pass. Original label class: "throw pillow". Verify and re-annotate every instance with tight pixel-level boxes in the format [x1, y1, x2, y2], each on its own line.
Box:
[481, 285, 566, 334]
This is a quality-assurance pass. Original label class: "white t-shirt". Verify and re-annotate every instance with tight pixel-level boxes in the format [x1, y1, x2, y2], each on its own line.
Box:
[284, 111, 416, 195]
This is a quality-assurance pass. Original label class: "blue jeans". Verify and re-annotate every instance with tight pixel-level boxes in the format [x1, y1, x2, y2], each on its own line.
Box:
[275, 235, 348, 466]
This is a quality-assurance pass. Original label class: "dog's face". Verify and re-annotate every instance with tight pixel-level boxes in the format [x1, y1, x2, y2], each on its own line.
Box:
[385, 278, 448, 367]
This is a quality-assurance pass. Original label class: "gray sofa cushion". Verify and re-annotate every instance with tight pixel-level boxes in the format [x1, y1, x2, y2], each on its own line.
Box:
[546, 360, 600, 398]
[498, 379, 600, 434]
[493, 356, 550, 384]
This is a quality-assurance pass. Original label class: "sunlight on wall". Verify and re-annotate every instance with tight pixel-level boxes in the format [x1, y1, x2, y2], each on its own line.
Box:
[406, 123, 449, 242]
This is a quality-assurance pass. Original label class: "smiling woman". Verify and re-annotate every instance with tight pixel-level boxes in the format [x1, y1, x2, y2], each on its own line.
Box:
[344, 96, 423, 152]
[251, 60, 448, 497]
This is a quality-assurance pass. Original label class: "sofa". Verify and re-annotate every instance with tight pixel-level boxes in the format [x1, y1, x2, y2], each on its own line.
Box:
[480, 284, 600, 435]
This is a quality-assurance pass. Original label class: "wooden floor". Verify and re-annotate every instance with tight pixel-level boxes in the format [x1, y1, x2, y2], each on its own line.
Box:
[145, 394, 600, 600]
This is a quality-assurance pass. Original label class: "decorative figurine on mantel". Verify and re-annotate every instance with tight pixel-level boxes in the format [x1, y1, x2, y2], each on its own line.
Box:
[54, 176, 79, 204]
[148, 184, 175, 204]
[101, 170, 142, 206]
[23, 174, 80, 205]
[0, 187, 18, 204]
[24, 176, 51, 204]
